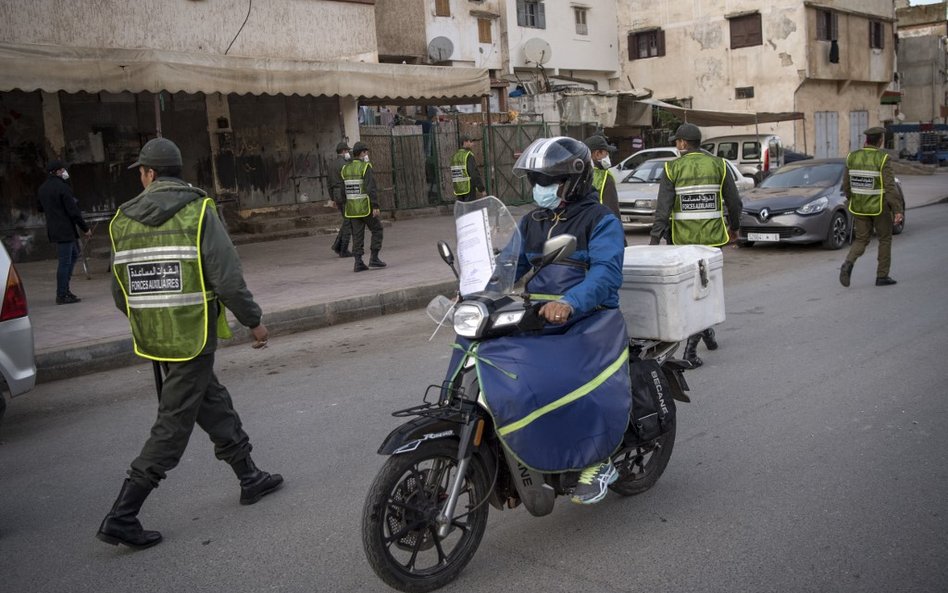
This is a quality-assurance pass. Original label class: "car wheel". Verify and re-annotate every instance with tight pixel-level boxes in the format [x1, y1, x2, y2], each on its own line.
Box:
[822, 211, 848, 250]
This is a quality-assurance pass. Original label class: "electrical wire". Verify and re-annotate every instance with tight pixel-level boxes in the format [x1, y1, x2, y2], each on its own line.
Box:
[224, 0, 253, 55]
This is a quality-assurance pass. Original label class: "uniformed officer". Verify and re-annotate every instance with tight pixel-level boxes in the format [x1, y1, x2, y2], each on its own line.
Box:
[450, 134, 485, 202]
[342, 141, 386, 272]
[97, 138, 283, 550]
[650, 123, 742, 367]
[839, 126, 903, 287]
[583, 134, 621, 218]
[328, 141, 353, 258]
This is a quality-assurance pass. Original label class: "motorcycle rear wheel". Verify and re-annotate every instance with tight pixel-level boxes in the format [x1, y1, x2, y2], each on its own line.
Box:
[609, 422, 676, 496]
[361, 441, 490, 593]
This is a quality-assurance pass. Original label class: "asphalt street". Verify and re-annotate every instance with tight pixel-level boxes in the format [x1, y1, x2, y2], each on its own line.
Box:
[1, 203, 947, 593]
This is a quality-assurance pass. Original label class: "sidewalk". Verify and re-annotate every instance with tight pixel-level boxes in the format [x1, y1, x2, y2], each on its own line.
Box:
[18, 171, 948, 382]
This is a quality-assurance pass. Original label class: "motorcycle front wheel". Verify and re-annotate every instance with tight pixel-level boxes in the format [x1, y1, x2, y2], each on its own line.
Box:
[609, 422, 676, 496]
[361, 441, 490, 593]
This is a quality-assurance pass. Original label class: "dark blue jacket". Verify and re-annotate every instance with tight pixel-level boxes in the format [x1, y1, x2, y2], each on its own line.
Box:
[516, 192, 624, 315]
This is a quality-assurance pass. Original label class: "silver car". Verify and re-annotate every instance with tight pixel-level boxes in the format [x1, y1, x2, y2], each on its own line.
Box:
[616, 157, 754, 231]
[737, 158, 904, 249]
[0, 242, 36, 426]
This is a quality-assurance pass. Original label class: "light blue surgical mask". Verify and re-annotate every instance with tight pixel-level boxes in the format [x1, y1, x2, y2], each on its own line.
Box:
[532, 183, 561, 209]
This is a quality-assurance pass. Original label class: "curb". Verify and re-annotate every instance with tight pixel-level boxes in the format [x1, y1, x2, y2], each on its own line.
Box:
[35, 279, 457, 384]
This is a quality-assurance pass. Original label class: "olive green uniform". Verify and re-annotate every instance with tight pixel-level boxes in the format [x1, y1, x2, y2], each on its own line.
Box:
[110, 178, 264, 489]
[591, 166, 620, 218]
[843, 148, 901, 278]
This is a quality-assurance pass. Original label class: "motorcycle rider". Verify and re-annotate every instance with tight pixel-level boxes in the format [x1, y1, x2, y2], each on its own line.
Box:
[511, 136, 626, 504]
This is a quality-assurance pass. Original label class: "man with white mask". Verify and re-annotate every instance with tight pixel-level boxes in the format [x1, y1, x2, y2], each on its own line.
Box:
[37, 159, 91, 304]
[583, 134, 620, 218]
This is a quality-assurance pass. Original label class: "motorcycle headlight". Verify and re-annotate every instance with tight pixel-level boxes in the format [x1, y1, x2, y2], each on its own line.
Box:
[453, 302, 488, 338]
[796, 196, 828, 215]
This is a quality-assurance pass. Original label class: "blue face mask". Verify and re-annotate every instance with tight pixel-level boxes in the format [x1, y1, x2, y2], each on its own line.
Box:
[532, 183, 561, 209]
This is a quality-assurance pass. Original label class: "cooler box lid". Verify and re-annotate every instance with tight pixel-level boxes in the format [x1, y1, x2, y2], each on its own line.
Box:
[622, 245, 723, 278]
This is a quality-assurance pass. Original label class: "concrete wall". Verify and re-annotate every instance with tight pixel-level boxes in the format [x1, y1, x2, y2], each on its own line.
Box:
[617, 0, 895, 152]
[375, 0, 428, 61]
[425, 0, 502, 69]
[503, 0, 619, 89]
[898, 35, 947, 122]
[0, 0, 377, 62]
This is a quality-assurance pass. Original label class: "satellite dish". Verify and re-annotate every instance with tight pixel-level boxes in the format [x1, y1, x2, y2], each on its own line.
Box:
[427, 37, 454, 62]
[523, 38, 552, 65]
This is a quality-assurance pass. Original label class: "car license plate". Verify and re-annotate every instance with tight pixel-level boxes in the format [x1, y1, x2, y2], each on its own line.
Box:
[747, 232, 779, 242]
[621, 215, 633, 222]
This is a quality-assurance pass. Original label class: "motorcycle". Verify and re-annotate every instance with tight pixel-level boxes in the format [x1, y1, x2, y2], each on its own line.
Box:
[361, 197, 692, 593]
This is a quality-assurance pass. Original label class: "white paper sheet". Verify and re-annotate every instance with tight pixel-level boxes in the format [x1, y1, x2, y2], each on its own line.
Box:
[456, 208, 495, 296]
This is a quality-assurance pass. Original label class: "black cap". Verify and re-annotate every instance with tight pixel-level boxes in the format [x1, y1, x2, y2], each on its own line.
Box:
[128, 138, 183, 170]
[670, 123, 702, 143]
[46, 159, 67, 173]
[864, 126, 886, 136]
[460, 134, 480, 144]
[352, 141, 369, 155]
[336, 141, 351, 152]
[584, 134, 617, 153]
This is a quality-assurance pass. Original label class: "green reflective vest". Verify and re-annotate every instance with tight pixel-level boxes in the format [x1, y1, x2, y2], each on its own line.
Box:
[341, 160, 372, 218]
[846, 147, 887, 216]
[591, 167, 610, 204]
[665, 152, 729, 246]
[451, 149, 472, 195]
[109, 198, 215, 362]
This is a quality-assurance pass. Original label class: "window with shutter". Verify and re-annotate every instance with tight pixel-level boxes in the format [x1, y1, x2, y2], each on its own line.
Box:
[816, 9, 838, 41]
[729, 13, 762, 49]
[478, 18, 492, 44]
[518, 0, 544, 29]
[869, 21, 884, 49]
[628, 29, 666, 60]
[435, 0, 450, 18]
[575, 8, 588, 36]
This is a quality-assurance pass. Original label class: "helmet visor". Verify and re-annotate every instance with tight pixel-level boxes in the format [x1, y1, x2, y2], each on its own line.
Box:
[512, 137, 589, 181]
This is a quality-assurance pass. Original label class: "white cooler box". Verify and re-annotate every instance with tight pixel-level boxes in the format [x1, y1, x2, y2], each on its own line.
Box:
[619, 245, 725, 342]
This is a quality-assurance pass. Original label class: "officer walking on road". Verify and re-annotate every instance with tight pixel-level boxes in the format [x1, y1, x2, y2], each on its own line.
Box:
[450, 134, 486, 202]
[583, 134, 621, 218]
[97, 138, 283, 550]
[650, 123, 742, 367]
[839, 127, 903, 287]
[342, 141, 386, 272]
[328, 141, 353, 258]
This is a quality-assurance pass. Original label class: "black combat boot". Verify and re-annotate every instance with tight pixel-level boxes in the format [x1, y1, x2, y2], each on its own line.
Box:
[96, 479, 163, 549]
[369, 250, 387, 268]
[231, 456, 284, 506]
[875, 276, 897, 286]
[354, 257, 369, 272]
[683, 334, 703, 368]
[701, 328, 718, 351]
[839, 261, 853, 287]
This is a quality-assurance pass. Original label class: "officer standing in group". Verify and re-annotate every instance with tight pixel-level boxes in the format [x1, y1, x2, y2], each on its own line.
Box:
[583, 134, 621, 218]
[328, 141, 353, 258]
[450, 134, 486, 202]
[650, 123, 742, 367]
[839, 126, 903, 287]
[342, 142, 386, 272]
[97, 138, 283, 550]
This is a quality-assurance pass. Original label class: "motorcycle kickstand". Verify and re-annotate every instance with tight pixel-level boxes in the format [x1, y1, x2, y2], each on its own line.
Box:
[436, 419, 477, 538]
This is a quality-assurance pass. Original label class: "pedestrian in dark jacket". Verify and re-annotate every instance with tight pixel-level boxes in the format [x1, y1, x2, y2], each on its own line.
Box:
[37, 159, 91, 304]
[328, 141, 353, 258]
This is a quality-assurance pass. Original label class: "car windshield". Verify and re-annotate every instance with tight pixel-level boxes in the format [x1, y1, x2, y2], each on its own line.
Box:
[759, 163, 843, 189]
[622, 160, 666, 183]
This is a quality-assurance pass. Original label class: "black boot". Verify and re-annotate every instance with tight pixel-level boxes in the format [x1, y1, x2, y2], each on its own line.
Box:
[231, 456, 284, 506]
[839, 261, 853, 287]
[369, 251, 387, 268]
[353, 257, 369, 272]
[683, 335, 703, 368]
[701, 328, 718, 351]
[96, 479, 162, 549]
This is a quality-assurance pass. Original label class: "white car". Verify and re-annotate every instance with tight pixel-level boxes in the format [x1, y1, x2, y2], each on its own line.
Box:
[616, 157, 754, 231]
[0, 242, 36, 427]
[609, 147, 679, 176]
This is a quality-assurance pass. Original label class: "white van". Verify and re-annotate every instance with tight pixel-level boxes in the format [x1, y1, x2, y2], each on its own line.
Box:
[700, 134, 784, 184]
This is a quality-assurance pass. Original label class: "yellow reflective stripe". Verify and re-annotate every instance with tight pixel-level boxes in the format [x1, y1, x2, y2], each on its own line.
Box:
[497, 347, 630, 436]
[113, 246, 198, 265]
[530, 293, 562, 301]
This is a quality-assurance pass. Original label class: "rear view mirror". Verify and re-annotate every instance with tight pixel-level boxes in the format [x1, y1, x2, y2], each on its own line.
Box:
[540, 234, 576, 266]
[437, 240, 454, 266]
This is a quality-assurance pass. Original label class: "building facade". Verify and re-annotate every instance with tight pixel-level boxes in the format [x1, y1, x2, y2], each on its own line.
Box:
[0, 0, 487, 261]
[618, 0, 897, 158]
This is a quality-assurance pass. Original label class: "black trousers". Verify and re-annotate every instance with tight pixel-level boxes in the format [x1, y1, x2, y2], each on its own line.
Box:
[128, 352, 251, 489]
[331, 206, 352, 253]
[350, 214, 383, 258]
